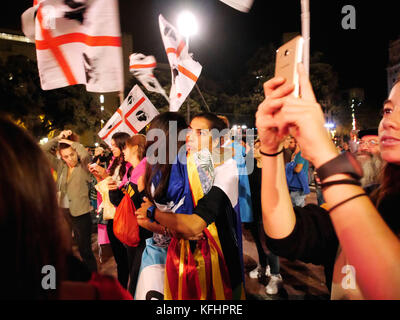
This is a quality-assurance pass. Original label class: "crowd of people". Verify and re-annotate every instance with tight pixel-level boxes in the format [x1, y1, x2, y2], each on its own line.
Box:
[1, 63, 400, 300]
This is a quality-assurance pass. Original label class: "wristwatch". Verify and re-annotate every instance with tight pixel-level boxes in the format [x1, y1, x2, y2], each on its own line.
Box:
[146, 205, 157, 223]
[316, 152, 363, 181]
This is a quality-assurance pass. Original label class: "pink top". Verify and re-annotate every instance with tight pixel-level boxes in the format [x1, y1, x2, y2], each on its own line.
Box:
[128, 157, 147, 185]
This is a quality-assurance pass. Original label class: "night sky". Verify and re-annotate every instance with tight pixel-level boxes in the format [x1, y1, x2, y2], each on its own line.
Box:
[2, 0, 399, 109]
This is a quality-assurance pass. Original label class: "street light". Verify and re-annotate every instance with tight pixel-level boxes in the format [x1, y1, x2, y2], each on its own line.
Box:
[177, 11, 198, 47]
[177, 11, 198, 122]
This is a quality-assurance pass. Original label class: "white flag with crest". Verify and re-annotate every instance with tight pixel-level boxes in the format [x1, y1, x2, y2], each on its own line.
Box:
[158, 14, 202, 112]
[21, 0, 123, 93]
[98, 85, 159, 147]
[129, 53, 169, 102]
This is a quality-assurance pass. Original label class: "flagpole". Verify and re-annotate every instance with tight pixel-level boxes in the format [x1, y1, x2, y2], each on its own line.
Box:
[119, 91, 124, 105]
[186, 35, 190, 123]
[187, 35, 210, 113]
[301, 0, 310, 75]
[194, 84, 211, 112]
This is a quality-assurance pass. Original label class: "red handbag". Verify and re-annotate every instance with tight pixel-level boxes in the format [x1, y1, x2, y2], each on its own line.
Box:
[113, 193, 140, 247]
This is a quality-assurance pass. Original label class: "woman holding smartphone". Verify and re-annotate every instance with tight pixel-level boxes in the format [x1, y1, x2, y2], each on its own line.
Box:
[256, 63, 400, 299]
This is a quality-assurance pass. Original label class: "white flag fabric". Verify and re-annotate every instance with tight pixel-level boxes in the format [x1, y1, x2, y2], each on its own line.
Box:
[21, 0, 123, 93]
[219, 0, 254, 12]
[129, 53, 169, 102]
[158, 14, 202, 112]
[98, 85, 159, 147]
[21, 5, 38, 42]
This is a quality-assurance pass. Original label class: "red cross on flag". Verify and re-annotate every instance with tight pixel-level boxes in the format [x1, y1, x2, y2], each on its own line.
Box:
[98, 85, 159, 147]
[158, 14, 202, 112]
[129, 53, 169, 102]
[21, 0, 123, 93]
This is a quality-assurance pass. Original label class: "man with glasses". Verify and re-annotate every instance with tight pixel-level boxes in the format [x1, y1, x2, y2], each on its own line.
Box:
[357, 129, 382, 192]
[358, 129, 380, 156]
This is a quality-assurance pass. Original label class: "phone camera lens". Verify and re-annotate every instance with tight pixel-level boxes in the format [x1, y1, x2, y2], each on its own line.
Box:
[284, 49, 290, 56]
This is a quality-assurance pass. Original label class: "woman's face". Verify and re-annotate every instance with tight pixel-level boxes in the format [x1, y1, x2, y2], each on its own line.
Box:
[122, 145, 137, 165]
[379, 82, 400, 165]
[186, 117, 214, 153]
[110, 139, 121, 158]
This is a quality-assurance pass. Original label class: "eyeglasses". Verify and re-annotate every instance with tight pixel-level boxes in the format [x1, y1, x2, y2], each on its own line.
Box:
[358, 140, 379, 146]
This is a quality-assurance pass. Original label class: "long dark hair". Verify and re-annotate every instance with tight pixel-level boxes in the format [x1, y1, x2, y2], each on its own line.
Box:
[144, 112, 187, 203]
[0, 117, 68, 299]
[371, 162, 400, 207]
[109, 132, 130, 180]
[370, 77, 400, 206]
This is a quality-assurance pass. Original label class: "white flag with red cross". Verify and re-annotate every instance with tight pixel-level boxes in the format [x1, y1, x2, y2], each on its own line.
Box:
[129, 53, 169, 102]
[98, 85, 159, 147]
[158, 14, 202, 112]
[21, 0, 123, 93]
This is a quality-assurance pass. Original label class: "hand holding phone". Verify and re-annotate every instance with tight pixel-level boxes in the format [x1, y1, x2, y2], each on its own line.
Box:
[274, 35, 304, 98]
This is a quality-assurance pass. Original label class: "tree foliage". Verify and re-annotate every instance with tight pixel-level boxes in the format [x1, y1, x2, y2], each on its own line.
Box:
[0, 55, 102, 139]
[2, 45, 377, 139]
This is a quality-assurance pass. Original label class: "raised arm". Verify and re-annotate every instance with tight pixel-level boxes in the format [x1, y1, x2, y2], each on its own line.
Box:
[255, 77, 299, 240]
[59, 138, 91, 170]
[41, 130, 72, 170]
[263, 63, 400, 299]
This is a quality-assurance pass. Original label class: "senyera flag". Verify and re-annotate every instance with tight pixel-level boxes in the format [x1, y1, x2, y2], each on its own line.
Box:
[159, 14, 202, 112]
[21, 0, 123, 93]
[219, 0, 254, 12]
[98, 85, 159, 147]
[129, 53, 169, 102]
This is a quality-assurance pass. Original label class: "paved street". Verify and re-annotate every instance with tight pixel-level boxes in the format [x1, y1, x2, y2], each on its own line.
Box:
[73, 189, 330, 300]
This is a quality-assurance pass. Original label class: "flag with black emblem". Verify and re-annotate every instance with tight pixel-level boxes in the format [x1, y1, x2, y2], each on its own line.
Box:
[21, 0, 123, 93]
[129, 53, 170, 102]
[98, 85, 159, 147]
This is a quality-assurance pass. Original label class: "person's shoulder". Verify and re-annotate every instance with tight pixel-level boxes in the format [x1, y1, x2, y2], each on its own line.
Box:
[59, 273, 133, 300]
[296, 152, 308, 164]
[88, 273, 133, 300]
[215, 157, 238, 173]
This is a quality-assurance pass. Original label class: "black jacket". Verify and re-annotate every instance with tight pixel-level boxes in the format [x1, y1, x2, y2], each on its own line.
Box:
[264, 193, 400, 292]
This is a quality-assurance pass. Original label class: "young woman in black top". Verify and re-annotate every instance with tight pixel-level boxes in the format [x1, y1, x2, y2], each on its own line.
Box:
[256, 63, 400, 299]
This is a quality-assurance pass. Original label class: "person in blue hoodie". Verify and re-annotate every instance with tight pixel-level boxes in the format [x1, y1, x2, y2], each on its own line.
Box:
[285, 138, 310, 207]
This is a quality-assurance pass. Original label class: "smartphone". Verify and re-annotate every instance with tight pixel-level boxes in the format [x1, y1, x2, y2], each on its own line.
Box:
[274, 35, 304, 98]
